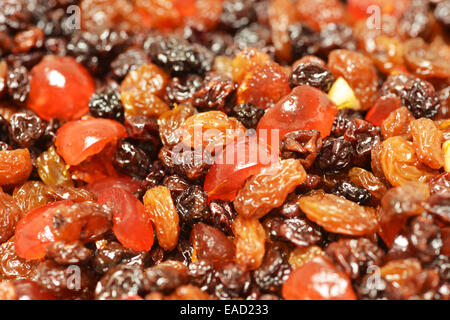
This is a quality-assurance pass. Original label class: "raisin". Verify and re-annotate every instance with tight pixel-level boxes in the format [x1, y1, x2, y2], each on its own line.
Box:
[266, 216, 323, 248]
[315, 137, 354, 174]
[378, 181, 430, 247]
[165, 284, 213, 300]
[0, 239, 38, 280]
[410, 118, 444, 170]
[159, 147, 212, 181]
[269, 0, 299, 62]
[288, 23, 319, 61]
[112, 140, 151, 180]
[348, 167, 388, 200]
[295, 0, 345, 31]
[232, 48, 270, 84]
[331, 108, 363, 137]
[148, 36, 213, 75]
[110, 48, 149, 81]
[400, 78, 440, 119]
[234, 159, 306, 220]
[380, 106, 415, 140]
[191, 222, 235, 265]
[143, 186, 179, 251]
[175, 185, 209, 230]
[12, 181, 52, 212]
[331, 181, 372, 205]
[408, 214, 442, 263]
[234, 23, 273, 54]
[288, 245, 324, 269]
[120, 63, 169, 98]
[429, 172, 450, 197]
[12, 26, 44, 54]
[232, 216, 266, 270]
[143, 263, 189, 295]
[398, 1, 432, 40]
[164, 75, 203, 106]
[404, 38, 450, 79]
[0, 149, 32, 188]
[36, 146, 73, 186]
[120, 93, 170, 119]
[253, 246, 291, 294]
[228, 103, 264, 129]
[6, 63, 29, 104]
[95, 264, 144, 300]
[380, 136, 438, 187]
[219, 0, 256, 31]
[0, 61, 7, 99]
[298, 193, 379, 236]
[343, 119, 380, 167]
[317, 23, 356, 59]
[212, 261, 252, 299]
[92, 240, 146, 275]
[89, 88, 125, 123]
[289, 61, 334, 92]
[8, 111, 44, 148]
[37, 260, 96, 299]
[326, 238, 384, 280]
[46, 241, 93, 265]
[180, 111, 245, 153]
[162, 174, 189, 198]
[280, 130, 322, 169]
[207, 200, 237, 235]
[189, 72, 237, 111]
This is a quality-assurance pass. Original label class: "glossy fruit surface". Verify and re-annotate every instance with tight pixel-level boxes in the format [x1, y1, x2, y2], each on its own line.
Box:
[27, 56, 95, 121]
[55, 118, 126, 166]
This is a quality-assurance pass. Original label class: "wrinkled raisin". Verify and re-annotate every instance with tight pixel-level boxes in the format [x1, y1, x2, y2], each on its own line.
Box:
[89, 88, 124, 123]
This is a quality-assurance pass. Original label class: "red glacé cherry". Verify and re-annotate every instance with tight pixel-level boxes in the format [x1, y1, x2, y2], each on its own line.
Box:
[257, 85, 337, 147]
[27, 55, 95, 121]
[365, 96, 401, 127]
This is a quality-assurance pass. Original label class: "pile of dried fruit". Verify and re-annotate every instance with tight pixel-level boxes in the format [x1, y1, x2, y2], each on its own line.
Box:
[0, 0, 449, 300]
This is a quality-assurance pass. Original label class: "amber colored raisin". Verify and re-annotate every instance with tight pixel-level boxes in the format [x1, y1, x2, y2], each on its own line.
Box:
[410, 118, 444, 170]
[180, 111, 246, 153]
[404, 38, 450, 79]
[0, 149, 32, 188]
[232, 216, 266, 271]
[36, 146, 73, 187]
[12, 181, 51, 213]
[0, 191, 22, 244]
[143, 186, 179, 251]
[381, 107, 415, 140]
[158, 104, 195, 147]
[328, 49, 379, 110]
[298, 193, 379, 236]
[120, 63, 169, 97]
[191, 222, 235, 265]
[232, 48, 270, 84]
[0, 239, 38, 280]
[348, 167, 388, 200]
[121, 90, 170, 118]
[268, 0, 298, 62]
[237, 61, 291, 110]
[295, 0, 345, 32]
[234, 159, 306, 220]
[288, 246, 324, 269]
[380, 136, 438, 187]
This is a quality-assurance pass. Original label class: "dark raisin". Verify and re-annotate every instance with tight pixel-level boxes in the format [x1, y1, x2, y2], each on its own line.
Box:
[219, 0, 257, 31]
[175, 185, 209, 229]
[288, 23, 319, 60]
[434, 1, 450, 30]
[110, 48, 149, 80]
[6, 63, 29, 104]
[88, 88, 125, 123]
[296, 174, 322, 194]
[253, 247, 291, 294]
[162, 174, 189, 198]
[139, 160, 167, 193]
[266, 216, 323, 247]
[400, 78, 440, 119]
[316, 136, 354, 174]
[164, 74, 203, 106]
[228, 103, 265, 129]
[167, 240, 193, 266]
[213, 261, 252, 299]
[36, 260, 96, 300]
[44, 37, 67, 56]
[289, 62, 334, 92]
[66, 31, 101, 75]
[37, 118, 61, 150]
[280, 130, 322, 168]
[148, 36, 213, 75]
[92, 240, 145, 275]
[331, 108, 363, 137]
[8, 110, 45, 148]
[425, 193, 450, 223]
[207, 200, 237, 235]
[234, 23, 273, 54]
[159, 147, 212, 181]
[326, 238, 384, 280]
[317, 23, 356, 58]
[95, 264, 144, 300]
[429, 173, 450, 197]
[189, 259, 215, 290]
[124, 115, 160, 142]
[331, 180, 372, 205]
[46, 241, 93, 265]
[143, 263, 189, 295]
[189, 72, 237, 111]
[343, 119, 380, 167]
[426, 254, 450, 283]
[113, 139, 151, 180]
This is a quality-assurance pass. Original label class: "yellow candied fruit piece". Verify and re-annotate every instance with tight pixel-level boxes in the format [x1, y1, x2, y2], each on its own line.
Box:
[328, 77, 361, 110]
